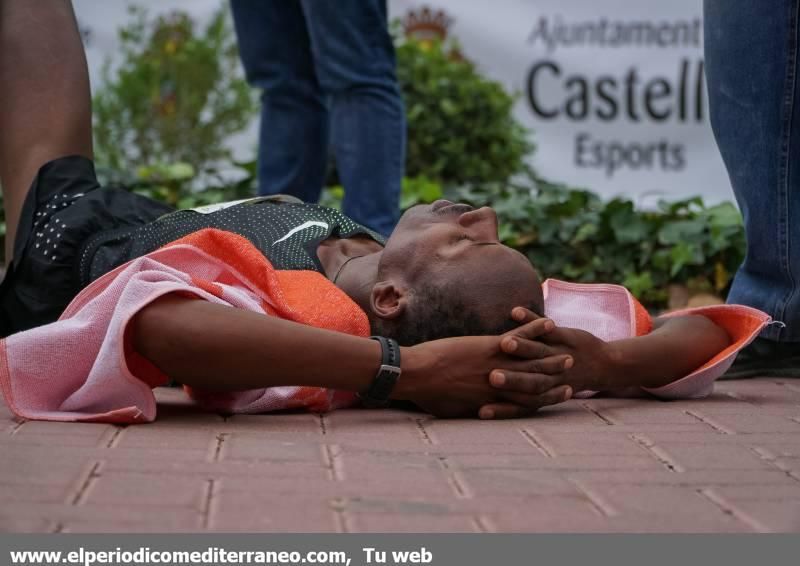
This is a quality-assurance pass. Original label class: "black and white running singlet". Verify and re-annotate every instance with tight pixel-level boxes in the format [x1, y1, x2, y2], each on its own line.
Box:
[79, 196, 386, 287]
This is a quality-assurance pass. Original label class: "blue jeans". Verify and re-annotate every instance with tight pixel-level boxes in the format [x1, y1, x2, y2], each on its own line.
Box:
[705, 0, 800, 341]
[230, 0, 404, 236]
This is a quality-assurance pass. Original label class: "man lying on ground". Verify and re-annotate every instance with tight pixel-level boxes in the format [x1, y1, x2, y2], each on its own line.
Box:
[0, 1, 770, 424]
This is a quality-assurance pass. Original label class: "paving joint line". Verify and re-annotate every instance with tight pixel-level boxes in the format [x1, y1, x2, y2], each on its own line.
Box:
[210, 433, 229, 462]
[580, 402, 616, 426]
[9, 420, 26, 435]
[569, 478, 618, 517]
[696, 488, 770, 533]
[70, 462, 102, 506]
[201, 479, 216, 530]
[519, 428, 554, 457]
[437, 456, 472, 499]
[330, 498, 351, 533]
[322, 444, 344, 482]
[630, 433, 685, 473]
[104, 425, 126, 448]
[684, 410, 735, 434]
[471, 515, 494, 533]
[750, 446, 800, 484]
[318, 414, 328, 436]
[724, 391, 758, 405]
[446, 473, 471, 499]
[415, 419, 435, 445]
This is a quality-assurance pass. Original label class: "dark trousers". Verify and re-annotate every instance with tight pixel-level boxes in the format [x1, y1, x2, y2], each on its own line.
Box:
[705, 0, 800, 340]
[230, 0, 405, 236]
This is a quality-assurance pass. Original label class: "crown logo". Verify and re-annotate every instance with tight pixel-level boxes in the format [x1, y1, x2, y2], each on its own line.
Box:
[402, 6, 453, 42]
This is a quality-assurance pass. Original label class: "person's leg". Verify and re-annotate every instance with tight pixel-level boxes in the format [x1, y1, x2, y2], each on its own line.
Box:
[705, 0, 800, 375]
[0, 0, 93, 264]
[301, 0, 404, 236]
[230, 0, 328, 203]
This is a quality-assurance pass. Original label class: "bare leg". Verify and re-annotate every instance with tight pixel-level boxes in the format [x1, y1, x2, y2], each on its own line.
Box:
[0, 0, 93, 265]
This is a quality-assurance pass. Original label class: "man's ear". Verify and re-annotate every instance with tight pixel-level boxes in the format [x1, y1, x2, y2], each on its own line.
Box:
[370, 281, 408, 320]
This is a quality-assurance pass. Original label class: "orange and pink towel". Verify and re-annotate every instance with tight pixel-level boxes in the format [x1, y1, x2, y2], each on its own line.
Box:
[0, 229, 771, 423]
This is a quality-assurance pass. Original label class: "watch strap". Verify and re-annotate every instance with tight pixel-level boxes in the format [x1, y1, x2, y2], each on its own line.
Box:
[358, 336, 402, 408]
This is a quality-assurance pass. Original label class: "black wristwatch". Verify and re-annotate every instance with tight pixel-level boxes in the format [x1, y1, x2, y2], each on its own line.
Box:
[358, 336, 402, 408]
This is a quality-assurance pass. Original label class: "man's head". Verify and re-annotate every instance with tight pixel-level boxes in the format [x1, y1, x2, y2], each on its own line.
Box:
[368, 200, 544, 345]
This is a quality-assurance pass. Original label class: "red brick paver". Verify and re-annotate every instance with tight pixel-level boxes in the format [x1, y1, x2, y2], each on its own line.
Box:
[1, 378, 799, 532]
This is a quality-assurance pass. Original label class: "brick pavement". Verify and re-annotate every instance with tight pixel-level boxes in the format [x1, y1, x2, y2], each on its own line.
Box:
[1, 378, 799, 533]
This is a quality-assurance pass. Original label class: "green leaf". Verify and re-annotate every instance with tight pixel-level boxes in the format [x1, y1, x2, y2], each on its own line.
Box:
[669, 242, 704, 277]
[572, 222, 599, 243]
[608, 200, 650, 244]
[658, 220, 706, 245]
[705, 202, 743, 228]
[622, 271, 654, 299]
[164, 162, 195, 180]
[657, 196, 704, 215]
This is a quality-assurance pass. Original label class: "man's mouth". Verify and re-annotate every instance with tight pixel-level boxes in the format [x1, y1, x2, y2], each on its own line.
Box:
[431, 200, 474, 216]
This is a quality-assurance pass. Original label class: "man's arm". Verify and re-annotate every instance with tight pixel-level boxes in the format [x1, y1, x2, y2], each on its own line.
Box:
[482, 309, 731, 416]
[132, 295, 574, 418]
[599, 315, 731, 390]
[0, 0, 93, 263]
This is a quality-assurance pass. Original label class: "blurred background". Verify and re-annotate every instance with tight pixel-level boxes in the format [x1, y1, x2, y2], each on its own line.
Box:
[33, 0, 741, 312]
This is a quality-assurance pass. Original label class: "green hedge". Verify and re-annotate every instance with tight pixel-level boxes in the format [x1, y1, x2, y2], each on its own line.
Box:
[396, 36, 531, 185]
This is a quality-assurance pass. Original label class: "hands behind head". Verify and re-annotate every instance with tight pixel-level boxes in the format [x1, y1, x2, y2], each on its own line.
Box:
[478, 307, 613, 419]
[399, 307, 612, 420]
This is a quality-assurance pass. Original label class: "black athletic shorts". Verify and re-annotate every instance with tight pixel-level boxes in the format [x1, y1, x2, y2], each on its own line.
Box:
[0, 156, 174, 336]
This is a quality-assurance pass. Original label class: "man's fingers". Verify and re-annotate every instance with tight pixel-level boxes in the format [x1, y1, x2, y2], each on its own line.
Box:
[479, 385, 574, 419]
[478, 403, 538, 420]
[522, 354, 573, 375]
[490, 366, 568, 394]
[510, 307, 541, 324]
[537, 326, 574, 346]
[497, 385, 573, 410]
[504, 317, 555, 341]
[501, 336, 572, 363]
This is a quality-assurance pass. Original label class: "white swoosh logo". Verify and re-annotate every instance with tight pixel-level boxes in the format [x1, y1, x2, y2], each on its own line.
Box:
[273, 221, 329, 244]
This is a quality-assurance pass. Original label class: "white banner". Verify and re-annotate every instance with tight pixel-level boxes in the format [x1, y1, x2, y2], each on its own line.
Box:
[391, 0, 733, 205]
[74, 0, 735, 205]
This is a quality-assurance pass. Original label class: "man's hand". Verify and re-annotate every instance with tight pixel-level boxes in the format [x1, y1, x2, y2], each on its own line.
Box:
[485, 307, 733, 404]
[504, 306, 614, 389]
[476, 307, 614, 419]
[396, 315, 574, 419]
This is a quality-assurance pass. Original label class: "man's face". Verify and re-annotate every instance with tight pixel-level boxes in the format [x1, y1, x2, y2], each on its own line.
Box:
[380, 200, 539, 302]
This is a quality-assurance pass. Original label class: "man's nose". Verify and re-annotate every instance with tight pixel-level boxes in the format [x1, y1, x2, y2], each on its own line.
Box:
[458, 206, 499, 238]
